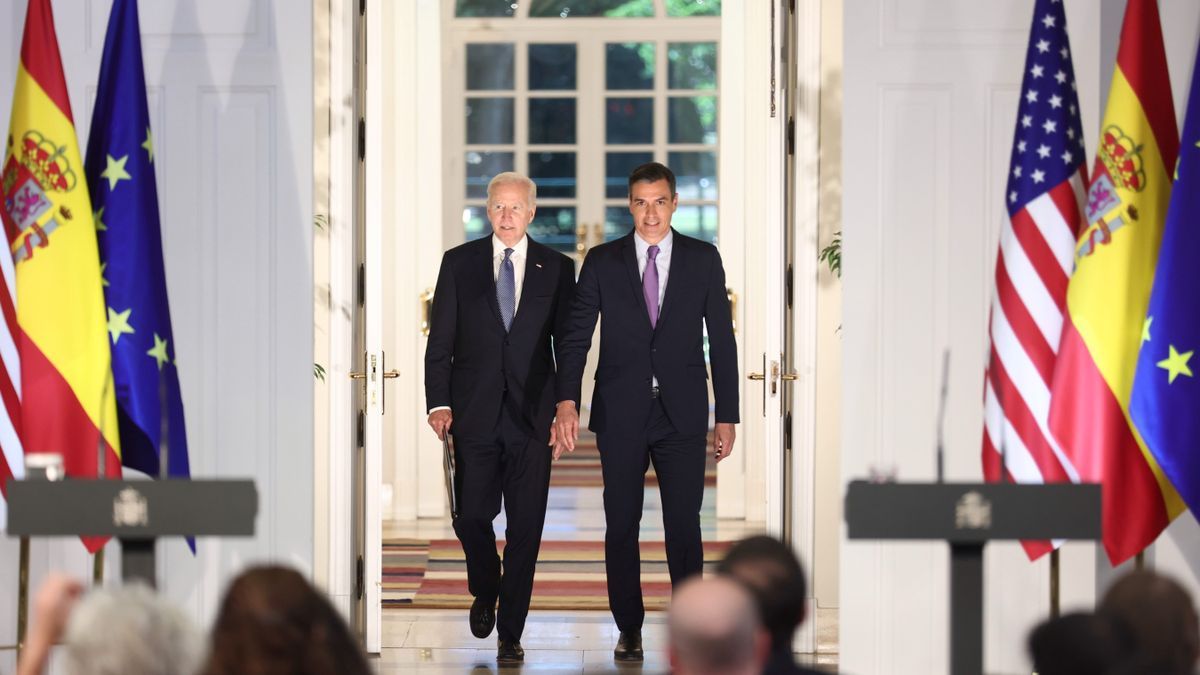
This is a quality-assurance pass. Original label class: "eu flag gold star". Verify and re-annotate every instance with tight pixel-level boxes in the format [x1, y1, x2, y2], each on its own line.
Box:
[147, 333, 170, 371]
[93, 206, 107, 232]
[142, 128, 155, 163]
[1142, 317, 1153, 344]
[1156, 345, 1194, 384]
[101, 154, 132, 191]
[100, 262, 109, 288]
[107, 307, 135, 345]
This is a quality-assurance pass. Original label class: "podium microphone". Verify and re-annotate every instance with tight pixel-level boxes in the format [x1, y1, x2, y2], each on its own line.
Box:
[936, 350, 949, 483]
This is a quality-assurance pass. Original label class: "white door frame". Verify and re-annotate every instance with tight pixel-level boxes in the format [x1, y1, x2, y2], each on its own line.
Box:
[320, 0, 823, 651]
[322, 0, 359, 630]
[787, 0, 823, 653]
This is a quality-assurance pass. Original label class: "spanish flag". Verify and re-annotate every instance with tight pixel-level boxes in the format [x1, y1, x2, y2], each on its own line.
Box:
[1, 0, 121, 551]
[1049, 0, 1183, 565]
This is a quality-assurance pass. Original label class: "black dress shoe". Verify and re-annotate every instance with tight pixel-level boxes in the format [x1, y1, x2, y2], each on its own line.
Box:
[497, 638, 525, 663]
[469, 596, 496, 638]
[614, 629, 643, 662]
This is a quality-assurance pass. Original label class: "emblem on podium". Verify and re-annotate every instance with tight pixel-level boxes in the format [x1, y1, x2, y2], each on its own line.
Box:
[954, 491, 992, 530]
[113, 487, 149, 527]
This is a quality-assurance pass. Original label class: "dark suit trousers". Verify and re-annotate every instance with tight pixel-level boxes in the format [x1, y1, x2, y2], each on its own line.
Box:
[597, 396, 708, 632]
[451, 401, 552, 641]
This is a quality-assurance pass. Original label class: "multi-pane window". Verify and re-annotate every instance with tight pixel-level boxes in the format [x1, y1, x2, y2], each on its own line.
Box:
[452, 0, 721, 257]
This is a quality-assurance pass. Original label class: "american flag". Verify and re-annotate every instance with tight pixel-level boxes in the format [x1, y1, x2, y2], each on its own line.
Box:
[982, 0, 1087, 558]
[0, 235, 22, 529]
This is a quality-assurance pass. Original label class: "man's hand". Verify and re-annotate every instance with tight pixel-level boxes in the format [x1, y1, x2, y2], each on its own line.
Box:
[713, 422, 736, 463]
[551, 401, 580, 458]
[549, 424, 565, 460]
[427, 409, 453, 440]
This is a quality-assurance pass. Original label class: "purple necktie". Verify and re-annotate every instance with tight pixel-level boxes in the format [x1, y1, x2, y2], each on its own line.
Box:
[643, 245, 660, 328]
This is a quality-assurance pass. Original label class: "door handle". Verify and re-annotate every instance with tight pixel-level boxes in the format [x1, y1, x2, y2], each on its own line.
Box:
[350, 354, 399, 413]
[748, 354, 768, 417]
[350, 371, 399, 380]
[781, 372, 798, 382]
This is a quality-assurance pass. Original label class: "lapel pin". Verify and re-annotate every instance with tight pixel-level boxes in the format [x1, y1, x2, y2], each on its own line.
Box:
[535, 263, 543, 268]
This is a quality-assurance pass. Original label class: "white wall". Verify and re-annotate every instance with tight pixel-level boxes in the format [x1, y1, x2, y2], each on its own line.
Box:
[0, 1, 313, 668]
[814, 0, 844, 611]
[842, 1, 1097, 673]
[842, 1, 1200, 673]
[378, 0, 446, 523]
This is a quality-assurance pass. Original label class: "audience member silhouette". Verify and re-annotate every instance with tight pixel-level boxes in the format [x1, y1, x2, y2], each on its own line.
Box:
[668, 576, 769, 675]
[1098, 569, 1200, 675]
[718, 534, 824, 674]
[199, 565, 371, 675]
[1027, 611, 1136, 675]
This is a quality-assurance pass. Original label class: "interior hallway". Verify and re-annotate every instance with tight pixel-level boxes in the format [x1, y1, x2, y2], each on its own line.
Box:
[376, 481, 839, 673]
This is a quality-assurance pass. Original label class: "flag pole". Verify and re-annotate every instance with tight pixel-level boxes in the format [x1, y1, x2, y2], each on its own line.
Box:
[1049, 548, 1060, 618]
[94, 354, 114, 586]
[16, 535, 29, 658]
[93, 548, 104, 585]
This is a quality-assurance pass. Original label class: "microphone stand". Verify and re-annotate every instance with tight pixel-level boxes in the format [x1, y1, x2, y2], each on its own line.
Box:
[936, 350, 949, 483]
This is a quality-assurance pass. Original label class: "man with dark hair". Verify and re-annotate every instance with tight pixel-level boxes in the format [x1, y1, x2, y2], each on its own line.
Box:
[717, 535, 824, 675]
[553, 161, 740, 661]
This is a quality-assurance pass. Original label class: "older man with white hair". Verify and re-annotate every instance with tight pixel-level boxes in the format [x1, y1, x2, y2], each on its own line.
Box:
[424, 171, 576, 663]
[668, 576, 770, 675]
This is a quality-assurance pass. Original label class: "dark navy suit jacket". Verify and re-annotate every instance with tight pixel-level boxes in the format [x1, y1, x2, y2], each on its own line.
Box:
[556, 229, 739, 435]
[424, 235, 576, 444]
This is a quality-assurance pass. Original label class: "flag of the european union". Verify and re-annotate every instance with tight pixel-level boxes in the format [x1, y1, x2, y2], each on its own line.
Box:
[83, 0, 190, 485]
[1130, 42, 1200, 514]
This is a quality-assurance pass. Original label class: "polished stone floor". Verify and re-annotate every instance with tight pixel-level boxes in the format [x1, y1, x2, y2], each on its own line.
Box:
[377, 485, 839, 673]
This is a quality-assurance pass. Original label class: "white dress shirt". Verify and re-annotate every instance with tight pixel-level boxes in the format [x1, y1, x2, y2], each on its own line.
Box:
[493, 234, 529, 313]
[635, 230, 672, 387]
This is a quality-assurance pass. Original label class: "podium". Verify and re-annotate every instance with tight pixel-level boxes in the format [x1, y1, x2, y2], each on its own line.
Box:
[845, 481, 1101, 675]
[6, 478, 257, 586]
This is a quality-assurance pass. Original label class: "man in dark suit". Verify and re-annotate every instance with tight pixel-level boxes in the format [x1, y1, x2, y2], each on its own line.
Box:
[424, 172, 575, 664]
[552, 162, 740, 662]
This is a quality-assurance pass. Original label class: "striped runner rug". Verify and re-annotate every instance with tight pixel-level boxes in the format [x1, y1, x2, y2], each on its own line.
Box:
[383, 538, 733, 610]
[550, 434, 718, 488]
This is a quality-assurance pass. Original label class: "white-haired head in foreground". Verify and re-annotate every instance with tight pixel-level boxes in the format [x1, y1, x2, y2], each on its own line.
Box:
[62, 582, 203, 675]
[668, 576, 769, 675]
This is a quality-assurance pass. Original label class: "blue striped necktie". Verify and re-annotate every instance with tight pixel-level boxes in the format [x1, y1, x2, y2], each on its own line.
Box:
[497, 247, 515, 331]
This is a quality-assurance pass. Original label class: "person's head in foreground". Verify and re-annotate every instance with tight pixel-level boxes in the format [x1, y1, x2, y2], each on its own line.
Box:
[63, 582, 204, 675]
[200, 565, 371, 675]
[668, 576, 769, 675]
[717, 534, 808, 654]
[1098, 569, 1200, 675]
[1027, 611, 1136, 675]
